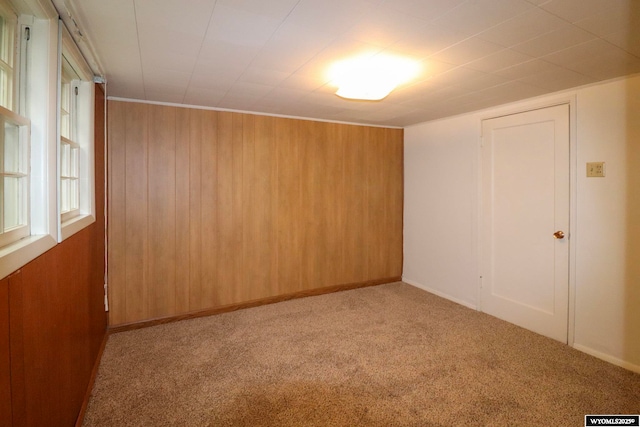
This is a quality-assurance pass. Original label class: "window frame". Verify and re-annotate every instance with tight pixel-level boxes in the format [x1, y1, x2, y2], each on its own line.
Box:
[0, 104, 30, 248]
[59, 54, 79, 221]
[57, 21, 95, 241]
[0, 1, 30, 250]
[0, 1, 59, 280]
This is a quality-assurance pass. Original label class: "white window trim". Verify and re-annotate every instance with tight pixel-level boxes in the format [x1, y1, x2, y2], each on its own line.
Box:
[0, 7, 58, 280]
[57, 21, 94, 241]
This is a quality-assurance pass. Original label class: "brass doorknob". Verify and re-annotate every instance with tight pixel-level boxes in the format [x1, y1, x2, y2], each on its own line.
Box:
[553, 231, 565, 239]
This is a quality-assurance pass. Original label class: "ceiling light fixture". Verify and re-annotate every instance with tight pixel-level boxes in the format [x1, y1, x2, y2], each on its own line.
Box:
[330, 53, 420, 101]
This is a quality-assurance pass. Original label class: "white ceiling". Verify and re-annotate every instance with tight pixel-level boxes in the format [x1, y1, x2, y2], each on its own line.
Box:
[68, 0, 640, 127]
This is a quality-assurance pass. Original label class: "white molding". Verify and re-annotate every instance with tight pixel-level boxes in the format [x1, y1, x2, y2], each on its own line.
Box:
[477, 94, 576, 123]
[403, 277, 478, 310]
[106, 96, 404, 130]
[572, 344, 640, 374]
[406, 275, 640, 374]
[567, 95, 578, 348]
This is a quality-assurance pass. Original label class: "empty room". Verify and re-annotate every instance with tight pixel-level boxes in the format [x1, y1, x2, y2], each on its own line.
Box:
[1, 0, 639, 426]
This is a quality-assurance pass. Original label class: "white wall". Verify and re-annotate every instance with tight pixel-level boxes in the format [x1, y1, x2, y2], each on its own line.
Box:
[573, 76, 640, 370]
[403, 114, 480, 309]
[404, 74, 640, 372]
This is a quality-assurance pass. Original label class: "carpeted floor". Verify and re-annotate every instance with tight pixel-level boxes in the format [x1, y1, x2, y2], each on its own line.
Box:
[83, 282, 640, 426]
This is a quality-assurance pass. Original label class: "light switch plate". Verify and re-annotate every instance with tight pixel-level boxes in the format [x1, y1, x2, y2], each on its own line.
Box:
[586, 162, 605, 177]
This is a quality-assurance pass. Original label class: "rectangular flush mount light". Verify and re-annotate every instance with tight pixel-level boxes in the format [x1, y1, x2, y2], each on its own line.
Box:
[330, 53, 420, 101]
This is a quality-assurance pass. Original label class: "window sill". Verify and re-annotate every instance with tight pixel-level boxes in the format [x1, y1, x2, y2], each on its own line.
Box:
[0, 234, 57, 280]
[60, 213, 95, 242]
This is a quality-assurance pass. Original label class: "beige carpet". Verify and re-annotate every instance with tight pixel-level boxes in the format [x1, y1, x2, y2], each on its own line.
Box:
[83, 282, 640, 426]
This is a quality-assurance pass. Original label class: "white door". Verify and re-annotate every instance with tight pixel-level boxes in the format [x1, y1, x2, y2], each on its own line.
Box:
[481, 104, 570, 343]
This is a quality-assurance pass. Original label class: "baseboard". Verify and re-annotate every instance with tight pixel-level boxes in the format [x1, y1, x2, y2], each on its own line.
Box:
[402, 277, 478, 310]
[572, 343, 640, 374]
[403, 278, 640, 374]
[109, 277, 402, 334]
[75, 332, 109, 427]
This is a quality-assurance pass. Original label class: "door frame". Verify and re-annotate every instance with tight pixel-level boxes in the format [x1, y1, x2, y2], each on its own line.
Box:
[477, 94, 578, 346]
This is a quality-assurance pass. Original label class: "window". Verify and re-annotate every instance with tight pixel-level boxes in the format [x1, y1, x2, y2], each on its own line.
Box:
[0, 1, 30, 249]
[60, 56, 79, 221]
[58, 24, 95, 240]
[0, 1, 96, 279]
[0, 107, 29, 248]
[0, 2, 59, 280]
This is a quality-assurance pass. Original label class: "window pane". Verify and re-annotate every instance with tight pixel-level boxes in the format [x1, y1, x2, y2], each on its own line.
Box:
[3, 176, 20, 229]
[70, 178, 79, 210]
[60, 57, 77, 141]
[60, 111, 69, 139]
[61, 81, 69, 111]
[0, 15, 10, 64]
[71, 146, 79, 177]
[0, 11, 13, 111]
[61, 141, 70, 177]
[60, 83, 70, 138]
[4, 120, 20, 173]
[0, 66, 10, 110]
[61, 177, 69, 213]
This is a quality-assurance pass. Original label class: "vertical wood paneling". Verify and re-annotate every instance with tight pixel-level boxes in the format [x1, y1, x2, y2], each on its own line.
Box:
[17, 237, 93, 427]
[300, 120, 324, 289]
[107, 101, 403, 326]
[175, 108, 191, 313]
[124, 103, 149, 322]
[246, 115, 277, 300]
[59, 230, 93, 421]
[20, 250, 59, 425]
[242, 114, 256, 301]
[365, 126, 387, 280]
[231, 113, 244, 302]
[325, 122, 346, 285]
[12, 229, 106, 427]
[389, 128, 405, 275]
[188, 110, 203, 309]
[91, 85, 108, 357]
[344, 125, 366, 283]
[200, 110, 219, 309]
[147, 106, 177, 318]
[7, 272, 25, 426]
[107, 101, 127, 325]
[276, 118, 301, 293]
[0, 277, 10, 427]
[216, 112, 235, 305]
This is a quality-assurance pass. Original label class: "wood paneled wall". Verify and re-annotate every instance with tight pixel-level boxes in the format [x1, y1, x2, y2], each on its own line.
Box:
[0, 84, 106, 427]
[0, 277, 10, 427]
[108, 101, 403, 326]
